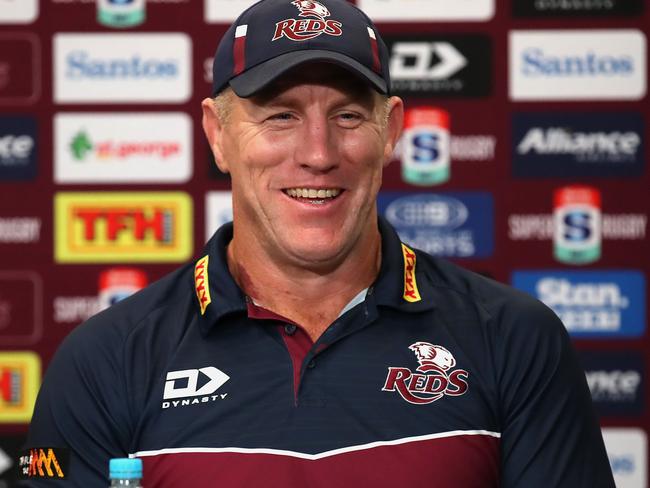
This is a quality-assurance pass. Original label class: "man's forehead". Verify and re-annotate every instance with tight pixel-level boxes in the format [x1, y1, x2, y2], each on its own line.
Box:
[248, 62, 378, 104]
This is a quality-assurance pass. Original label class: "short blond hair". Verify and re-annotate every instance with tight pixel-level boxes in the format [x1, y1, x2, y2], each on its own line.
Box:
[212, 87, 235, 125]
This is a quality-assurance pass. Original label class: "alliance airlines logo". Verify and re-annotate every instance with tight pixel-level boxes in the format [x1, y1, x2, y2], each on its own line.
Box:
[512, 112, 644, 178]
[53, 33, 191, 103]
[509, 30, 646, 101]
[382, 342, 469, 405]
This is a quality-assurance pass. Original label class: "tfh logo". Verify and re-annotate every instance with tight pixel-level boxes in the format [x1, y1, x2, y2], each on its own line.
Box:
[272, 0, 343, 42]
[382, 342, 469, 405]
[74, 208, 173, 243]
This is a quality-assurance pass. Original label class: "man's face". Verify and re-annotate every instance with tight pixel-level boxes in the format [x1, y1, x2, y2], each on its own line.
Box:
[202, 63, 403, 269]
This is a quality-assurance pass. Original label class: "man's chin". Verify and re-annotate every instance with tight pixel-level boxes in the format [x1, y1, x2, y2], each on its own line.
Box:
[279, 240, 349, 269]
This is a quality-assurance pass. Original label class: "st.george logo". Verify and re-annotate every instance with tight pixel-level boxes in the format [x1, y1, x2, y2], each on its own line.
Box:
[382, 342, 469, 405]
[273, 0, 343, 42]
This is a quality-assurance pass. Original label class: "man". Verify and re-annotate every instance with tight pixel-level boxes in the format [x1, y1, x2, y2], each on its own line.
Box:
[22, 0, 615, 486]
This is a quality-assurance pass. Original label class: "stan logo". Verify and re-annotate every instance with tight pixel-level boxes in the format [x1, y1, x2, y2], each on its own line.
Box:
[194, 255, 212, 315]
[273, 0, 343, 42]
[382, 342, 469, 405]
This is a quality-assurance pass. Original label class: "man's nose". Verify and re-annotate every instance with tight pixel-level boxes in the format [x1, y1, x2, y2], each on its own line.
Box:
[295, 118, 338, 173]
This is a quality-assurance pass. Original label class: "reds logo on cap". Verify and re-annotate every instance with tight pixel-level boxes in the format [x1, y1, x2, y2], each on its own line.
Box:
[382, 342, 469, 405]
[273, 0, 343, 42]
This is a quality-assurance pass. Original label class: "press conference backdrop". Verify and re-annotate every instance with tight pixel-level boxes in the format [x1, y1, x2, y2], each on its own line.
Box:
[0, 0, 648, 485]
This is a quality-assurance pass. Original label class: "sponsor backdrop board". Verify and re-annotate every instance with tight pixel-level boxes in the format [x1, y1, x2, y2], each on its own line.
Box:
[0, 0, 649, 482]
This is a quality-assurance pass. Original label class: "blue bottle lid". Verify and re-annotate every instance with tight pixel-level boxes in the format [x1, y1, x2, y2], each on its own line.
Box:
[109, 458, 143, 480]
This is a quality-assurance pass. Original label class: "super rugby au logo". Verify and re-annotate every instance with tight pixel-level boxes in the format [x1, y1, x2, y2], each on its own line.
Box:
[382, 342, 469, 405]
[272, 1, 343, 42]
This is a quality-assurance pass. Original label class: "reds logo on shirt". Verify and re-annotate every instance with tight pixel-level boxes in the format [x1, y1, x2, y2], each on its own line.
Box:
[382, 342, 469, 405]
[272, 0, 343, 42]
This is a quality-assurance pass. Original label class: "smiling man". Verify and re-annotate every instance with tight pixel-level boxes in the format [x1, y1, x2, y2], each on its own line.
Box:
[22, 0, 615, 486]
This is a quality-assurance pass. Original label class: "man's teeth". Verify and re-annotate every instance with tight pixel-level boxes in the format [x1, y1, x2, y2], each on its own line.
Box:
[285, 188, 341, 199]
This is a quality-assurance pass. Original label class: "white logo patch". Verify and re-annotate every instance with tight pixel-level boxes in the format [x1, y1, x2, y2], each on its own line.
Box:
[162, 366, 230, 409]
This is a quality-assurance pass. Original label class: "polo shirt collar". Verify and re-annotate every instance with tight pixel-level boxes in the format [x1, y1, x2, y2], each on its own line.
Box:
[194, 222, 248, 335]
[372, 216, 436, 313]
[194, 217, 435, 334]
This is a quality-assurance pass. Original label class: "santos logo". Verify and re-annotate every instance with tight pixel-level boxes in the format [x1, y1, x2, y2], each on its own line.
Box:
[162, 367, 229, 409]
[53, 33, 191, 103]
[509, 30, 646, 100]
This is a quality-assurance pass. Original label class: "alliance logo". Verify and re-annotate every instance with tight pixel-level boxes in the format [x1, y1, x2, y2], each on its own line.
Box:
[382, 342, 469, 405]
[273, 0, 343, 42]
[512, 112, 644, 179]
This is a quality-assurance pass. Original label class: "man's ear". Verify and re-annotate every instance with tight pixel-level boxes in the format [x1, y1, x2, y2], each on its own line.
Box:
[201, 97, 230, 174]
[383, 96, 404, 167]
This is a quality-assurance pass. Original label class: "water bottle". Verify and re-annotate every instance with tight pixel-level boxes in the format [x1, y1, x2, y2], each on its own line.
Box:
[109, 458, 143, 487]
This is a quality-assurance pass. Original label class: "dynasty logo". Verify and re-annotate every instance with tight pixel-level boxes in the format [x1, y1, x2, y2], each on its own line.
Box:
[382, 342, 469, 405]
[273, 0, 343, 42]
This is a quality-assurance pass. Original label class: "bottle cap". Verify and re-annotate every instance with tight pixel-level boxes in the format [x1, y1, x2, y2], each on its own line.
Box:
[109, 458, 143, 480]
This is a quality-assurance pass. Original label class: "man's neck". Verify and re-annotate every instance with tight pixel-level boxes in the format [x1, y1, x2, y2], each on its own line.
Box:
[226, 227, 382, 341]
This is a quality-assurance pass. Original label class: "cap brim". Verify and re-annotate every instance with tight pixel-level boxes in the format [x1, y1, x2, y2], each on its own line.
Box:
[228, 49, 388, 98]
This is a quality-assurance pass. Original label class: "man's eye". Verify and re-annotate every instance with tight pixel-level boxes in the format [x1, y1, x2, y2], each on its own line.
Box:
[268, 112, 294, 121]
[336, 112, 364, 127]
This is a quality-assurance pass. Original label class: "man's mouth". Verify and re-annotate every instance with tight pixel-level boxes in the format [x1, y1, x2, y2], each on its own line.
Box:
[283, 188, 343, 205]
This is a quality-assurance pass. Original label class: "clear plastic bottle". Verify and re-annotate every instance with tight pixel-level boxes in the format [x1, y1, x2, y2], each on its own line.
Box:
[109, 458, 143, 487]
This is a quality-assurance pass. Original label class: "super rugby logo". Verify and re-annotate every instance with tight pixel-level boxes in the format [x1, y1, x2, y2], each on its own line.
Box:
[272, 0, 343, 42]
[382, 342, 469, 405]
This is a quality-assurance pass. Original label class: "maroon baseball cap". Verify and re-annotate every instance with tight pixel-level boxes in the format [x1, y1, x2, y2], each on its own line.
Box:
[211, 0, 391, 97]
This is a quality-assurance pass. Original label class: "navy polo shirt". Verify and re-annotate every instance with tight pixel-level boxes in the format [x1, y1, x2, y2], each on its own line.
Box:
[22, 218, 614, 487]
